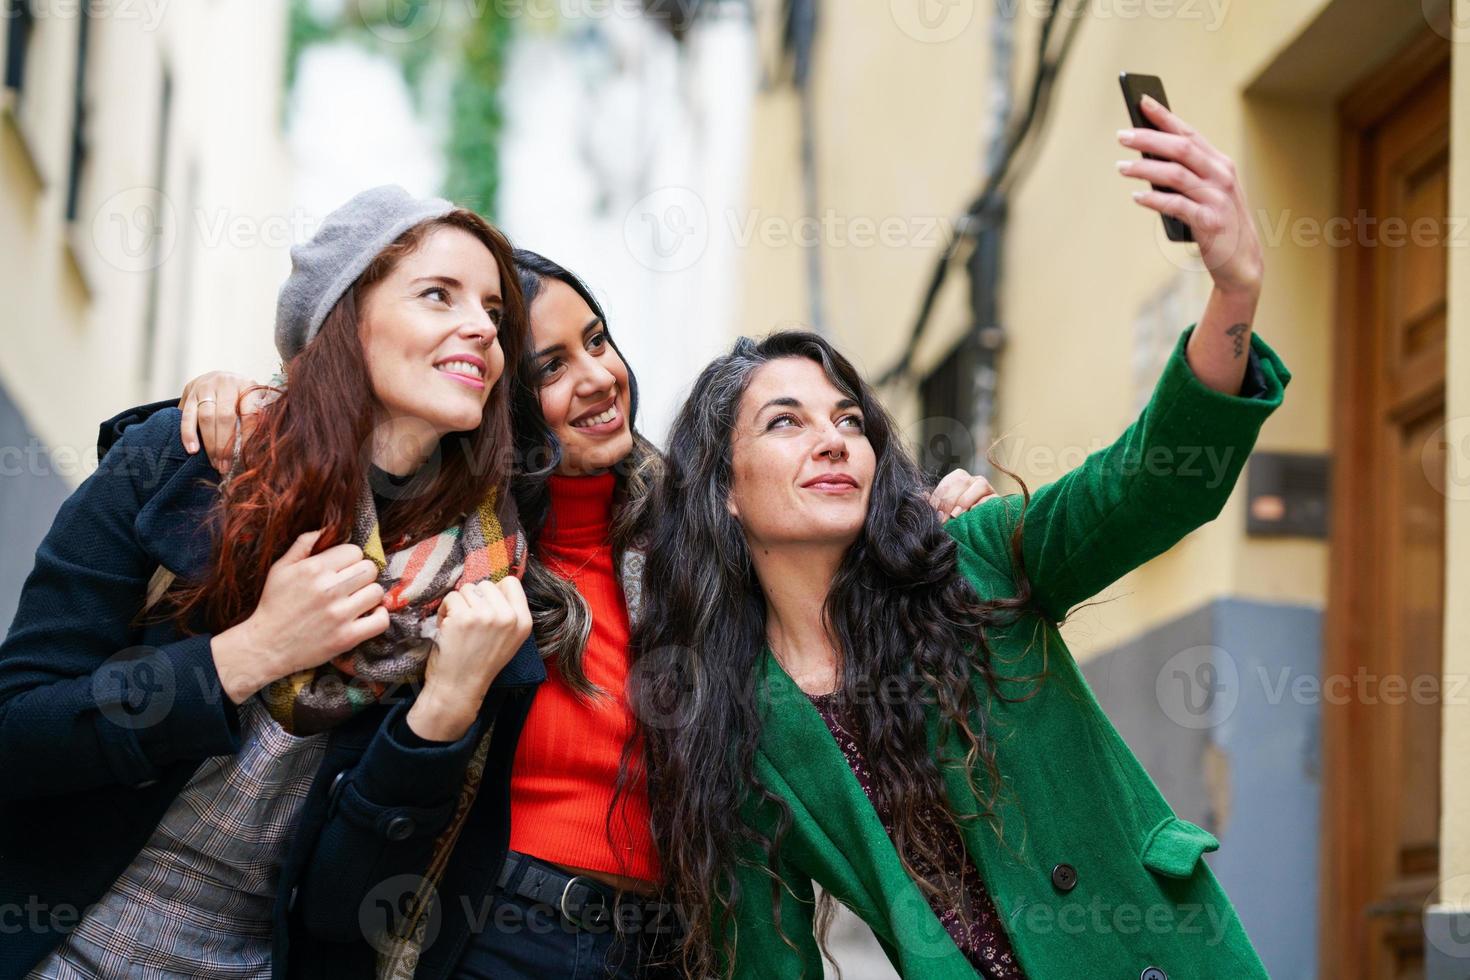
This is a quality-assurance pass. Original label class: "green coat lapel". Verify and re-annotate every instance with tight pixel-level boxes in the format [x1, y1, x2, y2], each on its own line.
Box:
[755, 649, 987, 978]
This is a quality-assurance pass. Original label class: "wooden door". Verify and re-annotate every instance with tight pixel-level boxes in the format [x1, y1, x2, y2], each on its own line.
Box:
[1322, 30, 1451, 980]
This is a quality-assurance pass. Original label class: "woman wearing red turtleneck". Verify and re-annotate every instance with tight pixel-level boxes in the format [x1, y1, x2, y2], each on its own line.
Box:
[449, 251, 669, 980]
[460, 252, 993, 980]
[164, 248, 996, 980]
[507, 470, 660, 885]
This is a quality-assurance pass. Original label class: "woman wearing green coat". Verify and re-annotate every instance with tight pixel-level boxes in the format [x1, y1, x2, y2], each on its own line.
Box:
[630, 98, 1286, 978]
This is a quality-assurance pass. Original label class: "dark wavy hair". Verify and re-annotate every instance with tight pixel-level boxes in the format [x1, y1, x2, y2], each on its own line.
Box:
[508, 248, 661, 697]
[629, 331, 1038, 978]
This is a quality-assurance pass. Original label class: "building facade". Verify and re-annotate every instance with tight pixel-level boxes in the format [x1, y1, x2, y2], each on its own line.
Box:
[0, 0, 292, 629]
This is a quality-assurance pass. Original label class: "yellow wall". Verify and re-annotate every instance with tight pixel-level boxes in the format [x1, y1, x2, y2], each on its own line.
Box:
[740, 2, 991, 382]
[0, 0, 290, 481]
[738, 0, 1442, 649]
[975, 0, 1378, 655]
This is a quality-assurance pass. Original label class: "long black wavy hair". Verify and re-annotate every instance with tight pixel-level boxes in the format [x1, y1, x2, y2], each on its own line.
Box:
[509, 248, 661, 697]
[629, 331, 1038, 978]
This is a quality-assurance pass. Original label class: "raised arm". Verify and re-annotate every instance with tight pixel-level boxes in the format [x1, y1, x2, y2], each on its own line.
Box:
[946, 323, 1288, 623]
[1121, 93, 1266, 397]
[945, 94, 1286, 622]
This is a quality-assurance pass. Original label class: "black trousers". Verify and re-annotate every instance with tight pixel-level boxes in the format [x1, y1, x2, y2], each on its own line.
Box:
[453, 855, 678, 980]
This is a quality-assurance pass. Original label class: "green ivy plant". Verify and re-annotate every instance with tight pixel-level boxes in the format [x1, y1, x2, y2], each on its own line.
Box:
[285, 0, 512, 219]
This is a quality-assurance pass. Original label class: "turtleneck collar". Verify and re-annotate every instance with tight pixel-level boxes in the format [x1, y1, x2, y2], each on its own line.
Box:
[543, 471, 617, 548]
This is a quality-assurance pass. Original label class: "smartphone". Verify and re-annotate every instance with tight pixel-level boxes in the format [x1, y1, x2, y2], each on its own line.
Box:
[1118, 72, 1193, 243]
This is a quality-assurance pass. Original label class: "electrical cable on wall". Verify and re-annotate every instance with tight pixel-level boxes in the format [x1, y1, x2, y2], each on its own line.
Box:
[878, 0, 1088, 387]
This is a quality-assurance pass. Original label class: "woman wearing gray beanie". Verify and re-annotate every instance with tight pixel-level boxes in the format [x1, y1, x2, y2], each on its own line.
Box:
[0, 186, 542, 979]
[103, 246, 997, 980]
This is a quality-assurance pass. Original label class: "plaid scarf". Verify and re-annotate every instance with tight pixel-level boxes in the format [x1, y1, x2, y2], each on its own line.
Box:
[263, 477, 527, 736]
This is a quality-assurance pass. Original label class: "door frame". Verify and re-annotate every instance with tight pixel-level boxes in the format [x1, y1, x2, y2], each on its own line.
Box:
[1320, 26, 1452, 980]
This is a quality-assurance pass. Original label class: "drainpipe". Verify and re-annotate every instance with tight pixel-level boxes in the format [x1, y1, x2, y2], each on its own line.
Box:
[968, 0, 1015, 478]
[786, 0, 824, 334]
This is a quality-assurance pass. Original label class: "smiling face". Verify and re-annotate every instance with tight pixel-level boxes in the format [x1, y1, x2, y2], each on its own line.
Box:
[358, 224, 507, 443]
[727, 356, 876, 550]
[528, 279, 634, 475]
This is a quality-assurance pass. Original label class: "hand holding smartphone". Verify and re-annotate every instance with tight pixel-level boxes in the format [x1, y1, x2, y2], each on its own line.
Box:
[1119, 72, 1193, 242]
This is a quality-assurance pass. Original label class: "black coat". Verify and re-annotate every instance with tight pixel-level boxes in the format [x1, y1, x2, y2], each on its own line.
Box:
[0, 401, 544, 978]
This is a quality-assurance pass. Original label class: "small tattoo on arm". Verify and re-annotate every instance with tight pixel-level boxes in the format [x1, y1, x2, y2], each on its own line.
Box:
[1226, 322, 1249, 358]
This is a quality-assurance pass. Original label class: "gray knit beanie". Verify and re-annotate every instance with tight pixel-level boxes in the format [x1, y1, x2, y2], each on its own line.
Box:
[275, 184, 457, 361]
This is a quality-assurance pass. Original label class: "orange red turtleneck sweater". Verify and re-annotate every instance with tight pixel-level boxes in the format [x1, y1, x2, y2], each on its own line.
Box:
[507, 471, 660, 883]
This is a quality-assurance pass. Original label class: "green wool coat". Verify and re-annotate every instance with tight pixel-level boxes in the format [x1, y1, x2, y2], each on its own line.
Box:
[723, 325, 1291, 979]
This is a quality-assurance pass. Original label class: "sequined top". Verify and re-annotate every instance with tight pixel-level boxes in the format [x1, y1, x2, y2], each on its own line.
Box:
[806, 690, 1025, 979]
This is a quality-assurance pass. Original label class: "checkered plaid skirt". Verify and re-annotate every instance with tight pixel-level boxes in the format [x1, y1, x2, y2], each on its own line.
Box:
[28, 697, 327, 978]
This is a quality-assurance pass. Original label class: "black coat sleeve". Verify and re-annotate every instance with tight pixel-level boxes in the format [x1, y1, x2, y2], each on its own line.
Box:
[288, 646, 537, 944]
[0, 409, 240, 800]
[97, 398, 182, 459]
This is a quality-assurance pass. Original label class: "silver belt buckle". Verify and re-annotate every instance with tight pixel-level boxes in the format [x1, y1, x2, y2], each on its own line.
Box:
[559, 874, 601, 929]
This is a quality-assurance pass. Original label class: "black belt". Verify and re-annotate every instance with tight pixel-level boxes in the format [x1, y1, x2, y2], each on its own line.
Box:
[495, 849, 677, 936]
